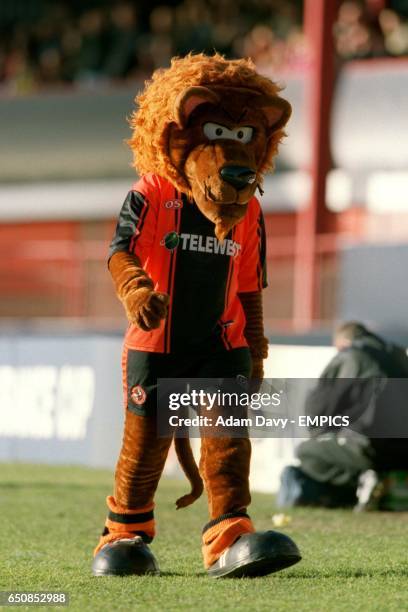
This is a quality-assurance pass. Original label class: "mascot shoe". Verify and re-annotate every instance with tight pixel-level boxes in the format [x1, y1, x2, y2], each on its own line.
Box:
[207, 531, 301, 579]
[92, 536, 160, 576]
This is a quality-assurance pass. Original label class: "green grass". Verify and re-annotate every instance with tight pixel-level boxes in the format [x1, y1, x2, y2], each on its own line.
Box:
[0, 464, 407, 611]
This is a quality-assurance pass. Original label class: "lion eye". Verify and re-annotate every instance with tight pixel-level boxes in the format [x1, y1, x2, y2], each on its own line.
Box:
[203, 122, 229, 140]
[233, 126, 253, 144]
[203, 122, 254, 144]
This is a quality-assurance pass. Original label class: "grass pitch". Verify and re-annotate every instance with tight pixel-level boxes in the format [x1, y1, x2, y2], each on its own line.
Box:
[0, 464, 407, 611]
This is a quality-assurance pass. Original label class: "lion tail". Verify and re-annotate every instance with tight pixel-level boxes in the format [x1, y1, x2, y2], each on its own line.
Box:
[174, 436, 204, 509]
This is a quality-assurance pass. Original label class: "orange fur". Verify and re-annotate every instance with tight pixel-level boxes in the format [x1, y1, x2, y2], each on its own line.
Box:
[128, 53, 287, 194]
[202, 517, 255, 568]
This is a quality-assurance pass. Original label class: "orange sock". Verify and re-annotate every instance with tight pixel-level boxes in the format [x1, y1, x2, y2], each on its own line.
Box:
[202, 513, 255, 568]
[94, 496, 155, 556]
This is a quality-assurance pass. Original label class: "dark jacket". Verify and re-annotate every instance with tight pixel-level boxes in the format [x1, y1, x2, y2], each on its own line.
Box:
[305, 332, 408, 468]
[317, 333, 408, 380]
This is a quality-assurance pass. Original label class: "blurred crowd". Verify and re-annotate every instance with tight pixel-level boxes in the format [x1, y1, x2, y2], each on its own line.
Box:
[335, 0, 408, 59]
[0, 0, 407, 95]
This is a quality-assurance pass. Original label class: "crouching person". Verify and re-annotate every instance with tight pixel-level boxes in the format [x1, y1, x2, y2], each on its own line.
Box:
[278, 322, 408, 510]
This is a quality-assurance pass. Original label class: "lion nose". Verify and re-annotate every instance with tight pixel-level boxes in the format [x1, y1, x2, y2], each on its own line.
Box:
[220, 166, 257, 190]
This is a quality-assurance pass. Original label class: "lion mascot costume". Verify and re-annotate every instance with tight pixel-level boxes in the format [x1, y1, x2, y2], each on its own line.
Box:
[92, 53, 301, 578]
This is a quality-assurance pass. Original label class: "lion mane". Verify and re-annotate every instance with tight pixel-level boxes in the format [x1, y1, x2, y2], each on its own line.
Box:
[128, 53, 287, 194]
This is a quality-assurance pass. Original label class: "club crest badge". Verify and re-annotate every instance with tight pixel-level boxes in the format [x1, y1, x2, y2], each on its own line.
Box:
[130, 385, 147, 405]
[160, 231, 180, 250]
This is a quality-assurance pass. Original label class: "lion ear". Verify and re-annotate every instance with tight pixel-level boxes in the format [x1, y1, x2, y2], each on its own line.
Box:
[255, 95, 292, 131]
[175, 86, 220, 128]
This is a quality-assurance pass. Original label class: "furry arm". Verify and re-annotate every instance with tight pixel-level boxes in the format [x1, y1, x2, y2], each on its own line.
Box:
[108, 251, 169, 330]
[238, 291, 268, 379]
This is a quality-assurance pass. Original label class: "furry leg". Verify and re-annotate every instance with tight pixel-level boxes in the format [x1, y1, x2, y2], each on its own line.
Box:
[94, 410, 172, 555]
[200, 435, 255, 568]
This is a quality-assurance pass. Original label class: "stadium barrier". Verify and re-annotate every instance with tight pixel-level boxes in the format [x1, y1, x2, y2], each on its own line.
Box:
[0, 333, 334, 492]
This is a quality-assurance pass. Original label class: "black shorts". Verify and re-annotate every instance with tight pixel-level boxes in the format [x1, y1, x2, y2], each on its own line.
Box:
[123, 345, 252, 416]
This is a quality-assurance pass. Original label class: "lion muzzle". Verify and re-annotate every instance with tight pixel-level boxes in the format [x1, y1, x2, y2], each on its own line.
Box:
[219, 165, 257, 191]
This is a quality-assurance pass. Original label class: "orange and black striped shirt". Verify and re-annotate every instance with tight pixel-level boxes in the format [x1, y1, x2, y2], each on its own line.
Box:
[109, 173, 267, 353]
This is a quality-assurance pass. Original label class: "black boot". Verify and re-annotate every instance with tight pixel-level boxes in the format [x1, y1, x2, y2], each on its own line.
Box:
[207, 531, 301, 578]
[92, 536, 160, 576]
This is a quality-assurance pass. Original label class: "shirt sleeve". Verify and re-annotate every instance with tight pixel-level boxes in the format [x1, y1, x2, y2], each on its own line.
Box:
[238, 198, 268, 292]
[109, 174, 160, 260]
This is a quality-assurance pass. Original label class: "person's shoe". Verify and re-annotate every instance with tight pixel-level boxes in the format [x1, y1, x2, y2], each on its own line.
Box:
[92, 536, 160, 576]
[207, 531, 301, 578]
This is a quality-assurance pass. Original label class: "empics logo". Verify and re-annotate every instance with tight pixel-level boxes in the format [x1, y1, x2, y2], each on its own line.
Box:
[160, 232, 241, 257]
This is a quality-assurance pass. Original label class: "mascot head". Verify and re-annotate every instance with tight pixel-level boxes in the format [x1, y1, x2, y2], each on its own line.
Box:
[128, 53, 291, 241]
